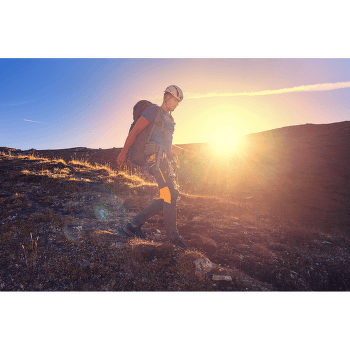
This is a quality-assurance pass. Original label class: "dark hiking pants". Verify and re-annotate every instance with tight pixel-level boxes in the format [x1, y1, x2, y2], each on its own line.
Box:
[130, 159, 180, 240]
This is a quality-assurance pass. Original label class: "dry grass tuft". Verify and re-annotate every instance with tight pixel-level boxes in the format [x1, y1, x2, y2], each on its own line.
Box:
[69, 157, 116, 176]
[21, 233, 39, 271]
[131, 238, 174, 261]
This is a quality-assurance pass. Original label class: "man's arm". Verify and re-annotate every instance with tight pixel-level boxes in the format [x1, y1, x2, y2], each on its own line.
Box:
[171, 144, 197, 158]
[117, 116, 150, 167]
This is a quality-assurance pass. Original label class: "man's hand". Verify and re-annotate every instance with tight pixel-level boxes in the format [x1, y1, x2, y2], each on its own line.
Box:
[117, 151, 127, 168]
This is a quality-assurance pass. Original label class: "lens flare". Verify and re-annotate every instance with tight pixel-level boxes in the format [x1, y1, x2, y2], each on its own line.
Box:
[95, 205, 112, 222]
[63, 187, 128, 241]
[64, 223, 83, 241]
[93, 188, 128, 227]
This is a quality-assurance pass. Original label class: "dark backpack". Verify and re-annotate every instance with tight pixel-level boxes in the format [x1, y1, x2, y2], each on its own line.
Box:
[127, 100, 163, 166]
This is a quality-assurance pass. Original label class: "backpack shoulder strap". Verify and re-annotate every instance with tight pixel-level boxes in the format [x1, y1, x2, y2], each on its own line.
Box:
[153, 105, 163, 124]
[146, 106, 163, 143]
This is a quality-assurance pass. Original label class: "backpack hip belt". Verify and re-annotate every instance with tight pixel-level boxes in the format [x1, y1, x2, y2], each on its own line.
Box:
[145, 142, 168, 172]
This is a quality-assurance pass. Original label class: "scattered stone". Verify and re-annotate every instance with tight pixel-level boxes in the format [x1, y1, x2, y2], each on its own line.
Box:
[212, 274, 233, 281]
[111, 242, 124, 248]
[194, 258, 216, 276]
[79, 260, 90, 267]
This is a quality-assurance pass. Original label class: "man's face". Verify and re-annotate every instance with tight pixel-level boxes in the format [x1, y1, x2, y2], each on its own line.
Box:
[167, 96, 180, 112]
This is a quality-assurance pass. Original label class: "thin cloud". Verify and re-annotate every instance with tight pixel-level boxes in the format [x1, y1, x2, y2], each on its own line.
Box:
[187, 81, 350, 99]
[23, 119, 47, 124]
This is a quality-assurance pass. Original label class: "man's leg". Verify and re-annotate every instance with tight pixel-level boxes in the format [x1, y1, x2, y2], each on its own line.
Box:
[130, 159, 182, 243]
[150, 162, 180, 241]
[130, 198, 163, 227]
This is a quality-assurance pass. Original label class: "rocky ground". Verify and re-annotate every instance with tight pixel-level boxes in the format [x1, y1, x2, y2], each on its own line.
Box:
[1, 149, 350, 291]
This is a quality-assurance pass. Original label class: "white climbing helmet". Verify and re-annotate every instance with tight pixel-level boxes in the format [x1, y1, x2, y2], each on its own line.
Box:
[164, 85, 184, 102]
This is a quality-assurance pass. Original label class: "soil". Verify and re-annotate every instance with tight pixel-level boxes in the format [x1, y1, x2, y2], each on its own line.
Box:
[1, 121, 350, 291]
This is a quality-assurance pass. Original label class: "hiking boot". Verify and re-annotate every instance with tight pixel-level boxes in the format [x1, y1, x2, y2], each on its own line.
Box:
[171, 237, 186, 248]
[123, 223, 147, 239]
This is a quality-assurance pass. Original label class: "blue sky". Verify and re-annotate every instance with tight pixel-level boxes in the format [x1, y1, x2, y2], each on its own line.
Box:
[1, 2, 349, 151]
[0, 59, 131, 149]
[1, 58, 350, 150]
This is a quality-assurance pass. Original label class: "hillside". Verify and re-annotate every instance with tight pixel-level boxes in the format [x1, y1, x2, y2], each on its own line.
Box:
[171, 121, 350, 234]
[238, 121, 350, 232]
[12, 120, 349, 233]
[1, 122, 350, 291]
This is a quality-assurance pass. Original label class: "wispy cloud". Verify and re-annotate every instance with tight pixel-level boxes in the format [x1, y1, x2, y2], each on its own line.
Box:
[23, 119, 47, 124]
[187, 81, 350, 99]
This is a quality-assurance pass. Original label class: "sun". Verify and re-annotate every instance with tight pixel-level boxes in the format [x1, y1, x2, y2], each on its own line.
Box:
[209, 125, 244, 157]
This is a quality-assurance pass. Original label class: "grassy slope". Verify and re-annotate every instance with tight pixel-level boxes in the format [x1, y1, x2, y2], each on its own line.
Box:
[1, 151, 350, 291]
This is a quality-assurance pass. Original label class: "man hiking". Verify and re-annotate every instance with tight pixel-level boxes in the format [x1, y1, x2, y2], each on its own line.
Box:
[117, 85, 196, 248]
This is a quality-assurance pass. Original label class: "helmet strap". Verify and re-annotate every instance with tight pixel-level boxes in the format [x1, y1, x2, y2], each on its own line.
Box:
[164, 95, 177, 116]
[164, 98, 171, 114]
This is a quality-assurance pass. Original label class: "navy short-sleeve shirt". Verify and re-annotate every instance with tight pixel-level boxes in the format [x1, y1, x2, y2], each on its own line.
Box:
[142, 105, 175, 153]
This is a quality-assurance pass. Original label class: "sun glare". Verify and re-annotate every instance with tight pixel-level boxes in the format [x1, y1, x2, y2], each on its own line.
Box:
[209, 125, 244, 157]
